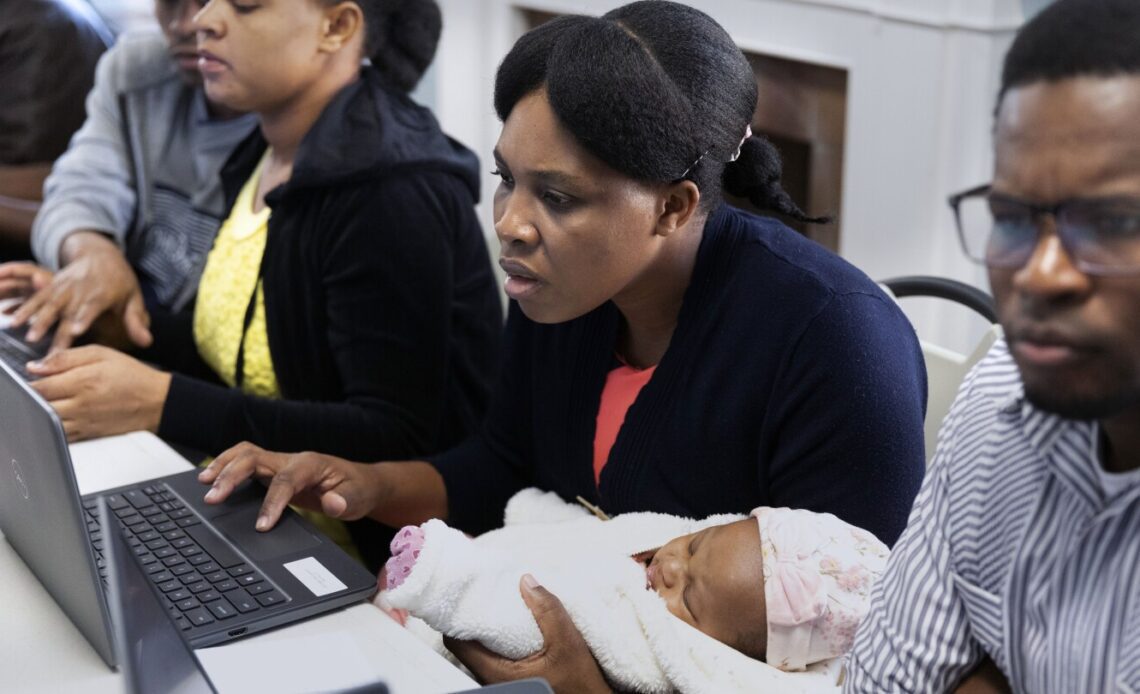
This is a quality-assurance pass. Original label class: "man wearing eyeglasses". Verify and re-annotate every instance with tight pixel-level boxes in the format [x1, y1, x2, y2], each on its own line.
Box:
[846, 1, 1140, 692]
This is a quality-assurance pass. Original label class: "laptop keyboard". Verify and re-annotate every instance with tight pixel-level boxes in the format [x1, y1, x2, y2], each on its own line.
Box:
[83, 483, 287, 636]
[0, 330, 39, 378]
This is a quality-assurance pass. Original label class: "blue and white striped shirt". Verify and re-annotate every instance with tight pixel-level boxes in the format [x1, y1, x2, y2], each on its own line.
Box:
[845, 340, 1140, 693]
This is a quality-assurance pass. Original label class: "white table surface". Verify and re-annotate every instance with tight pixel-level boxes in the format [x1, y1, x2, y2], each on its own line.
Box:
[0, 431, 476, 694]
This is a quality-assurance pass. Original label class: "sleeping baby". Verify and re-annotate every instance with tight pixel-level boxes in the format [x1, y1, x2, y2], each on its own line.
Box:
[377, 489, 888, 694]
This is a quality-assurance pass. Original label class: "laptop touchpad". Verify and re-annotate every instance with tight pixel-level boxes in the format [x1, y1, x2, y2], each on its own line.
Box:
[213, 507, 323, 561]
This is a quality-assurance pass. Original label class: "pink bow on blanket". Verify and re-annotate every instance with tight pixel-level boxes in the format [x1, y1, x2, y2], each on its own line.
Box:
[752, 507, 890, 672]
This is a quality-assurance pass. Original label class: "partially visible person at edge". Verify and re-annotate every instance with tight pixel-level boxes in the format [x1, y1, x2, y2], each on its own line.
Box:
[23, 0, 503, 572]
[0, 0, 111, 260]
[198, 1, 927, 687]
[0, 0, 257, 353]
[846, 1, 1140, 692]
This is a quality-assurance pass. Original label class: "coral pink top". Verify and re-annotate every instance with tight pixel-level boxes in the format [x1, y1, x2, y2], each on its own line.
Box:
[592, 362, 657, 485]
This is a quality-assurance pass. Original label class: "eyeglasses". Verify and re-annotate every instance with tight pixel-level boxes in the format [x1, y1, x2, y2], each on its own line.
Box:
[948, 184, 1140, 276]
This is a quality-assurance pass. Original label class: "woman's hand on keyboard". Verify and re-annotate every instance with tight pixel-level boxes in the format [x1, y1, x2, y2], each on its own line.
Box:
[201, 442, 382, 531]
[201, 442, 449, 532]
[27, 345, 171, 440]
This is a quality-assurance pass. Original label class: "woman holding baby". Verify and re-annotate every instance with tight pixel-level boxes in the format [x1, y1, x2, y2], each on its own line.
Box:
[201, 1, 927, 688]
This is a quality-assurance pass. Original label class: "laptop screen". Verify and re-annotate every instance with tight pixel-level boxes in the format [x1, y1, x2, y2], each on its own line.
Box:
[101, 499, 217, 694]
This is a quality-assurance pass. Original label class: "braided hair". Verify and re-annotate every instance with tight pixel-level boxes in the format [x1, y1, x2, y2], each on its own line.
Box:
[493, 1, 825, 223]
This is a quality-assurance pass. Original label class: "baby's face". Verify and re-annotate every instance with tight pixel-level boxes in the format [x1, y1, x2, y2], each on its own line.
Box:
[643, 518, 767, 657]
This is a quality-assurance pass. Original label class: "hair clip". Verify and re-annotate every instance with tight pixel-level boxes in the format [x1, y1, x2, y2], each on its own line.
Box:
[729, 124, 753, 162]
[575, 495, 611, 521]
[678, 149, 709, 180]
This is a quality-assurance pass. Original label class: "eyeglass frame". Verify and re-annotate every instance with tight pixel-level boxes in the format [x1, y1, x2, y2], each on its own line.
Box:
[947, 183, 1140, 276]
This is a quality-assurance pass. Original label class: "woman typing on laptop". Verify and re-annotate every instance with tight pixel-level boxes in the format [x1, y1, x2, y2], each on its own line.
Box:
[23, 0, 501, 570]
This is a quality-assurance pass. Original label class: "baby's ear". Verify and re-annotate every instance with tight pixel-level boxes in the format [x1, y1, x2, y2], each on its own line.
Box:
[631, 549, 658, 564]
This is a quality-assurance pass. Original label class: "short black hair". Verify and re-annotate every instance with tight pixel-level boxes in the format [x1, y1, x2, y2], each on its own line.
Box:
[493, 1, 822, 222]
[1000, 0, 1140, 105]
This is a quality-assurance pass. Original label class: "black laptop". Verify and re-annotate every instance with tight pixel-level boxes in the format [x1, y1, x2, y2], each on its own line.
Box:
[0, 358, 376, 667]
[102, 498, 392, 694]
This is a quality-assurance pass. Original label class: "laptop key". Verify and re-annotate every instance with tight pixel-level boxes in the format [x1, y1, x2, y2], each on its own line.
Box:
[255, 590, 285, 607]
[169, 509, 192, 520]
[151, 570, 174, 583]
[185, 524, 245, 568]
[227, 589, 260, 613]
[245, 582, 272, 595]
[171, 537, 192, 549]
[156, 522, 178, 533]
[236, 573, 260, 586]
[188, 581, 211, 594]
[207, 598, 238, 620]
[228, 564, 253, 577]
[177, 517, 201, 528]
[215, 580, 238, 593]
[158, 580, 181, 593]
[198, 590, 222, 603]
[188, 555, 212, 567]
[141, 506, 162, 517]
[180, 546, 202, 558]
[162, 555, 187, 568]
[145, 539, 167, 551]
[138, 553, 157, 565]
[206, 571, 227, 583]
[169, 589, 191, 602]
[123, 489, 154, 510]
[175, 616, 193, 631]
[197, 561, 220, 574]
[180, 571, 205, 585]
[185, 607, 215, 626]
[171, 564, 194, 577]
[154, 547, 176, 559]
[176, 597, 201, 611]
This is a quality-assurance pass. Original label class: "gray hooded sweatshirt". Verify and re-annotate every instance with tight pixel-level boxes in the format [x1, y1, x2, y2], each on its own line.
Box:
[31, 30, 256, 311]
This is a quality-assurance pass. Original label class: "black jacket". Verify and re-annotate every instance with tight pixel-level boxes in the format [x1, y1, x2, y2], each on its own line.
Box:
[433, 205, 926, 545]
[151, 66, 502, 474]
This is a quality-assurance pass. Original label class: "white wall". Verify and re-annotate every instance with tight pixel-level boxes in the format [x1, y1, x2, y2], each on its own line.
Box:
[427, 0, 1025, 352]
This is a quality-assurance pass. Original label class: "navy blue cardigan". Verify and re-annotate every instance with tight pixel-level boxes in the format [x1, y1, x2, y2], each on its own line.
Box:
[432, 205, 927, 545]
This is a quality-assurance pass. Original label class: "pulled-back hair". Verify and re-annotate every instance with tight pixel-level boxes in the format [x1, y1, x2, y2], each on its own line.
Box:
[494, 1, 823, 222]
[350, 0, 441, 93]
[1000, 0, 1140, 106]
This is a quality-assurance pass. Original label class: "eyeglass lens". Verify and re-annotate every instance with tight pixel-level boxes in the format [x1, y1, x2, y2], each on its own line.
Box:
[957, 195, 1140, 274]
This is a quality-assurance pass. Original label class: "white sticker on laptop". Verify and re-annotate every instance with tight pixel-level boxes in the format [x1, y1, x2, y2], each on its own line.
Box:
[283, 557, 348, 596]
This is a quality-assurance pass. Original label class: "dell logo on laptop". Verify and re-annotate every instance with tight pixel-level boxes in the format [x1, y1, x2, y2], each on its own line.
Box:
[11, 458, 29, 500]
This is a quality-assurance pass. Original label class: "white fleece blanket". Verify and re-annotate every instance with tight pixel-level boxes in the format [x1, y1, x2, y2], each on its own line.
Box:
[381, 489, 841, 693]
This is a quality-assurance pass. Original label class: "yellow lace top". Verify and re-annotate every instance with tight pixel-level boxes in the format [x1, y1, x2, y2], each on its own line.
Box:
[193, 152, 278, 397]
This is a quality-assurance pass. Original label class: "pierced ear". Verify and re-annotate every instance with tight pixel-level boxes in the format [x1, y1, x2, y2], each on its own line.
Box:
[654, 180, 701, 238]
[320, 1, 363, 53]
